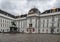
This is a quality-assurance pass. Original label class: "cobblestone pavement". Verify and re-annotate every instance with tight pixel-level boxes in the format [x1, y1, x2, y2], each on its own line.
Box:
[0, 33, 60, 42]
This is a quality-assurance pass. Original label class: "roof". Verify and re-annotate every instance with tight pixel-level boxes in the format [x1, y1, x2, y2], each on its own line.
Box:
[0, 9, 27, 18]
[0, 8, 60, 18]
[42, 8, 60, 14]
[0, 9, 15, 18]
[16, 14, 27, 18]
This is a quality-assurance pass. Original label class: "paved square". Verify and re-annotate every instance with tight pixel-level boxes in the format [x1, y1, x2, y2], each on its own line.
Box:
[0, 33, 60, 42]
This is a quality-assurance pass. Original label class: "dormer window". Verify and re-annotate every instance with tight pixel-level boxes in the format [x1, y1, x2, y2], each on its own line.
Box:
[46, 12, 47, 14]
[52, 7, 56, 12]
[31, 10, 33, 13]
[57, 8, 58, 12]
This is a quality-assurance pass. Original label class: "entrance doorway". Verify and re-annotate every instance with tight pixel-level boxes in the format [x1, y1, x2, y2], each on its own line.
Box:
[27, 28, 35, 33]
[10, 27, 17, 32]
[27, 24, 35, 33]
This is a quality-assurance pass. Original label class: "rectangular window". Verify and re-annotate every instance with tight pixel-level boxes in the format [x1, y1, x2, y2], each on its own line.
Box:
[1, 24, 2, 27]
[57, 29, 59, 32]
[5, 24, 6, 27]
[1, 29, 2, 31]
[47, 19, 49, 28]
[58, 19, 59, 28]
[58, 19, 60, 28]
[52, 16, 54, 27]
[1, 19, 2, 23]
[42, 29, 44, 32]
[3, 24, 4, 27]
[30, 18, 32, 23]
[21, 21, 22, 28]
[35, 19, 37, 28]
[19, 21, 21, 28]
[29, 24, 32, 27]
[3, 19, 4, 23]
[43, 20, 45, 28]
[46, 29, 48, 32]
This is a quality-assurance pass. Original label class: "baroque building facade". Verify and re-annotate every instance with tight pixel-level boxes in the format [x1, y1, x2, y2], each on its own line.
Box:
[0, 8, 60, 33]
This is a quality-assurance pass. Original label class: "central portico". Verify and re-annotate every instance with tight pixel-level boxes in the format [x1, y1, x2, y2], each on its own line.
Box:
[26, 8, 40, 33]
[27, 24, 34, 33]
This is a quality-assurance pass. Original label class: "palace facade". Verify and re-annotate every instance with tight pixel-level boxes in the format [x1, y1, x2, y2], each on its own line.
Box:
[0, 8, 60, 33]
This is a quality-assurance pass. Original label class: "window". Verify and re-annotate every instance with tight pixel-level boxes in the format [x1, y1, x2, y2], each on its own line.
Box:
[43, 20, 45, 28]
[47, 19, 49, 28]
[7, 20, 8, 23]
[30, 18, 32, 23]
[3, 29, 4, 32]
[1, 24, 2, 27]
[35, 19, 37, 28]
[46, 29, 48, 32]
[5, 24, 6, 27]
[20, 21, 21, 28]
[3, 19, 4, 23]
[1, 29, 2, 31]
[1, 19, 2, 23]
[29, 24, 32, 27]
[58, 19, 60, 28]
[4, 19, 6, 23]
[21, 21, 22, 28]
[7, 29, 9, 32]
[57, 29, 59, 32]
[46, 12, 47, 14]
[42, 29, 44, 32]
[3, 24, 4, 27]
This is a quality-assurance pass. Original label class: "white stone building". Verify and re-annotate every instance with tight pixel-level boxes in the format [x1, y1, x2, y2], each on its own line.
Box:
[0, 8, 60, 33]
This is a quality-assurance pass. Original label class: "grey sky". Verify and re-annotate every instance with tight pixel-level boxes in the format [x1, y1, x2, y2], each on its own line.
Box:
[0, 0, 59, 15]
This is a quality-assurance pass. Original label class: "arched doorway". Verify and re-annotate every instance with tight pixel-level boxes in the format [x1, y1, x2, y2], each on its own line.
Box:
[10, 27, 18, 32]
[27, 24, 35, 33]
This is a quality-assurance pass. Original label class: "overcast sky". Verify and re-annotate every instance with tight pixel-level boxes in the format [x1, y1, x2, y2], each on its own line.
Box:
[0, 0, 60, 16]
